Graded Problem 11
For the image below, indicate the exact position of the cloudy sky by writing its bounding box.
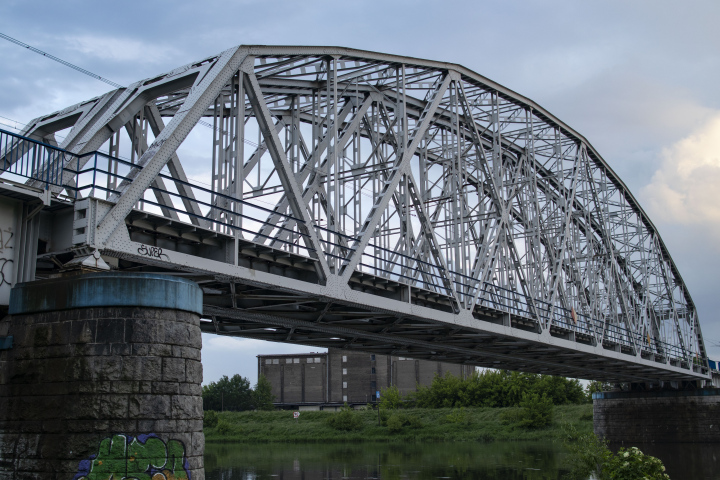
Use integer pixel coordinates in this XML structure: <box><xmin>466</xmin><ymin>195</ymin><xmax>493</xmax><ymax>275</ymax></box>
<box><xmin>2</xmin><ymin>0</ymin><xmax>719</xmax><ymax>384</ymax></box>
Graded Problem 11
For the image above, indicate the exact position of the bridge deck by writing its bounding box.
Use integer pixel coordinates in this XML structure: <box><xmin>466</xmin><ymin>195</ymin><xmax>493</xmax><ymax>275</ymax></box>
<box><xmin>80</xmin><ymin>199</ymin><xmax>711</xmax><ymax>382</ymax></box>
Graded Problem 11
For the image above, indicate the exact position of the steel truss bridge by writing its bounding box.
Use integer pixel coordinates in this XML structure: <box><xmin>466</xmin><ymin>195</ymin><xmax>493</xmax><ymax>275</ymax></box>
<box><xmin>0</xmin><ymin>45</ymin><xmax>709</xmax><ymax>384</ymax></box>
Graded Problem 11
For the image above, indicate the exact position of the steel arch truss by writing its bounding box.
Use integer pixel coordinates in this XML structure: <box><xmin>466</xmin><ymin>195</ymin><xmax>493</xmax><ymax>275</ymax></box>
<box><xmin>4</xmin><ymin>45</ymin><xmax>708</xmax><ymax>383</ymax></box>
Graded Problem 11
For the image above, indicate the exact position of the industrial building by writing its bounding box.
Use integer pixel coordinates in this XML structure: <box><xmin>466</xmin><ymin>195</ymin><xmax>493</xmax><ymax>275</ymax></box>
<box><xmin>257</xmin><ymin>348</ymin><xmax>474</xmax><ymax>409</ymax></box>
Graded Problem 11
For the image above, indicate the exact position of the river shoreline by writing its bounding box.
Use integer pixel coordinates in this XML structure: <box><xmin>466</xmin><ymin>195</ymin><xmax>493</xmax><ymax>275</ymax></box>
<box><xmin>203</xmin><ymin>404</ymin><xmax>593</xmax><ymax>443</ymax></box>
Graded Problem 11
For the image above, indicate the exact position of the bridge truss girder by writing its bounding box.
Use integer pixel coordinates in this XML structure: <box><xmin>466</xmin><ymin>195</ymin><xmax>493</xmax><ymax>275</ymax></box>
<box><xmin>1</xmin><ymin>45</ymin><xmax>707</xmax><ymax>383</ymax></box>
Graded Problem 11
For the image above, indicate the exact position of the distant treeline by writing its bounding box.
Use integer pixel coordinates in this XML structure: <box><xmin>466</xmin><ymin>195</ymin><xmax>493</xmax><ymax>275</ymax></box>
<box><xmin>381</xmin><ymin>370</ymin><xmax>605</xmax><ymax>409</ymax></box>
<box><xmin>202</xmin><ymin>374</ymin><xmax>274</xmax><ymax>411</ymax></box>
<box><xmin>203</xmin><ymin>369</ymin><xmax>607</xmax><ymax>412</ymax></box>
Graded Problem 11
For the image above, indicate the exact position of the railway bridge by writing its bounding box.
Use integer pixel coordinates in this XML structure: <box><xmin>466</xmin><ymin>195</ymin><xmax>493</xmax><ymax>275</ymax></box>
<box><xmin>0</xmin><ymin>46</ymin><xmax>713</xmax><ymax>479</ymax></box>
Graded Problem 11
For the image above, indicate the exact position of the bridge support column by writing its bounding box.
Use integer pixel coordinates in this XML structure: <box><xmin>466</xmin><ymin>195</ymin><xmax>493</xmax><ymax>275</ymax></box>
<box><xmin>0</xmin><ymin>272</ymin><xmax>204</xmax><ymax>480</ymax></box>
<box><xmin>594</xmin><ymin>388</ymin><xmax>720</xmax><ymax>443</ymax></box>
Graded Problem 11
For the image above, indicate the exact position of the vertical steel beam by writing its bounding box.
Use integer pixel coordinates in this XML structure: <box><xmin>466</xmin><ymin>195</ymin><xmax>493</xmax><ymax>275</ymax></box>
<box><xmin>242</xmin><ymin>63</ymin><xmax>331</xmax><ymax>281</ymax></box>
<box><xmin>340</xmin><ymin>72</ymin><xmax>454</xmax><ymax>283</ymax></box>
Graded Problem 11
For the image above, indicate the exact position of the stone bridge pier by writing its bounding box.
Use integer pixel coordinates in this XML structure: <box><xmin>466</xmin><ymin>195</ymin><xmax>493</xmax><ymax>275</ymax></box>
<box><xmin>594</xmin><ymin>388</ymin><xmax>720</xmax><ymax>443</ymax></box>
<box><xmin>0</xmin><ymin>272</ymin><xmax>205</xmax><ymax>480</ymax></box>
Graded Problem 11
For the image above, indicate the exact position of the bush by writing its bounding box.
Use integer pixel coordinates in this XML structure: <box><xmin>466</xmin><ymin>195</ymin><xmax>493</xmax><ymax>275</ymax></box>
<box><xmin>498</xmin><ymin>407</ymin><xmax>522</xmax><ymax>425</ymax></box>
<box><xmin>379</xmin><ymin>385</ymin><xmax>403</xmax><ymax>409</ymax></box>
<box><xmin>517</xmin><ymin>392</ymin><xmax>553</xmax><ymax>429</ymax></box>
<box><xmin>561</xmin><ymin>423</ymin><xmax>611</xmax><ymax>480</ymax></box>
<box><xmin>579</xmin><ymin>412</ymin><xmax>593</xmax><ymax>421</ymax></box>
<box><xmin>386</xmin><ymin>414</ymin><xmax>404</xmax><ymax>433</ymax></box>
<box><xmin>252</xmin><ymin>375</ymin><xmax>275</xmax><ymax>411</ymax></box>
<box><xmin>386</xmin><ymin>412</ymin><xmax>423</xmax><ymax>433</ymax></box>
<box><xmin>413</xmin><ymin>370</ymin><xmax>589</xmax><ymax>409</ymax></box>
<box><xmin>216</xmin><ymin>418</ymin><xmax>240</xmax><ymax>435</ymax></box>
<box><xmin>445</xmin><ymin>407</ymin><xmax>469</xmax><ymax>425</ymax></box>
<box><xmin>602</xmin><ymin>447</ymin><xmax>669</xmax><ymax>480</ymax></box>
<box><xmin>404</xmin><ymin>414</ymin><xmax>423</xmax><ymax>429</ymax></box>
<box><xmin>326</xmin><ymin>404</ymin><xmax>364</xmax><ymax>431</ymax></box>
<box><xmin>204</xmin><ymin>410</ymin><xmax>219</xmax><ymax>428</ymax></box>
<box><xmin>561</xmin><ymin>425</ymin><xmax>670</xmax><ymax>480</ymax></box>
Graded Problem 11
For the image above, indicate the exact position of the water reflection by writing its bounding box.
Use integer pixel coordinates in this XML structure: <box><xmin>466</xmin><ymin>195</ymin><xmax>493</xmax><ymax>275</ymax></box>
<box><xmin>204</xmin><ymin>442</ymin><xmax>574</xmax><ymax>480</ymax></box>
<box><xmin>205</xmin><ymin>441</ymin><xmax>718</xmax><ymax>480</ymax></box>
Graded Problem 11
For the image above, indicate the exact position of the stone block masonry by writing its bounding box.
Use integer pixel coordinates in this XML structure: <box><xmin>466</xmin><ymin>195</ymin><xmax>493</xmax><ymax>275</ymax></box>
<box><xmin>593</xmin><ymin>388</ymin><xmax>720</xmax><ymax>444</ymax></box>
<box><xmin>0</xmin><ymin>272</ymin><xmax>204</xmax><ymax>480</ymax></box>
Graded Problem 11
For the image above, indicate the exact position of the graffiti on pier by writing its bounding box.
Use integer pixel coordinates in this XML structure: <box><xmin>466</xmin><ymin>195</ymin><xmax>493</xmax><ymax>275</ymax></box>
<box><xmin>0</xmin><ymin>226</ymin><xmax>13</xmax><ymax>254</ymax></box>
<box><xmin>0</xmin><ymin>258</ymin><xmax>12</xmax><ymax>286</ymax></box>
<box><xmin>73</xmin><ymin>434</ymin><xmax>190</xmax><ymax>480</ymax></box>
<box><xmin>0</xmin><ymin>226</ymin><xmax>13</xmax><ymax>286</ymax></box>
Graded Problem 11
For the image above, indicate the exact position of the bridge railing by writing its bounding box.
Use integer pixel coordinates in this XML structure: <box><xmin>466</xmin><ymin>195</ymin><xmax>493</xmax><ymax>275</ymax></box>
<box><xmin>348</xmin><ymin>246</ymin><xmax>689</xmax><ymax>361</ymax></box>
<box><xmin>0</xmin><ymin>128</ymin><xmax>73</xmax><ymax>189</ymax></box>
<box><xmin>72</xmin><ymin>150</ymin><xmax>320</xmax><ymax>259</ymax></box>
<box><xmin>479</xmin><ymin>281</ymin><xmax>687</xmax><ymax>360</ymax></box>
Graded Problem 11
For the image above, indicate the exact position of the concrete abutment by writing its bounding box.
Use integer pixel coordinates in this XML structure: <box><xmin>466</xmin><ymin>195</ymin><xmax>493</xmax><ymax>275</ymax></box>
<box><xmin>0</xmin><ymin>272</ymin><xmax>204</xmax><ymax>479</ymax></box>
<box><xmin>594</xmin><ymin>388</ymin><xmax>720</xmax><ymax>444</ymax></box>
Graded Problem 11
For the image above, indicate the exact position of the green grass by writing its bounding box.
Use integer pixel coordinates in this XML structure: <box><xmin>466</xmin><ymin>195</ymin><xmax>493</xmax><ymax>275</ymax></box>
<box><xmin>204</xmin><ymin>404</ymin><xmax>593</xmax><ymax>443</ymax></box>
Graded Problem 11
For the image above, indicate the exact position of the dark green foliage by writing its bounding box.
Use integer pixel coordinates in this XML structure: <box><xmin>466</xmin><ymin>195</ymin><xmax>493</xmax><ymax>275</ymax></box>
<box><xmin>498</xmin><ymin>407</ymin><xmax>522</xmax><ymax>425</ymax></box>
<box><xmin>534</xmin><ymin>375</ymin><xmax>585</xmax><ymax>405</ymax></box>
<box><xmin>203</xmin><ymin>374</ymin><xmax>277</xmax><ymax>411</ymax></box>
<box><xmin>326</xmin><ymin>404</ymin><xmax>364</xmax><ymax>431</ymax></box>
<box><xmin>386</xmin><ymin>414</ymin><xmax>404</xmax><ymax>433</ymax></box>
<box><xmin>216</xmin><ymin>417</ymin><xmax>241</xmax><ymax>435</ymax></box>
<box><xmin>386</xmin><ymin>412</ymin><xmax>423</xmax><ymax>433</ymax></box>
<box><xmin>379</xmin><ymin>408</ymin><xmax>389</xmax><ymax>426</ymax></box>
<box><xmin>444</xmin><ymin>407</ymin><xmax>470</xmax><ymax>425</ymax></box>
<box><xmin>203</xmin><ymin>404</ymin><xmax>594</xmax><ymax>443</ymax></box>
<box><xmin>379</xmin><ymin>385</ymin><xmax>402</xmax><ymax>409</ymax></box>
<box><xmin>414</xmin><ymin>370</ymin><xmax>586</xmax><ymax>409</ymax></box>
<box><xmin>586</xmin><ymin>380</ymin><xmax>613</xmax><ymax>401</ymax></box>
<box><xmin>561</xmin><ymin>424</ymin><xmax>670</xmax><ymax>480</ymax></box>
<box><xmin>561</xmin><ymin>423</ymin><xmax>611</xmax><ymax>480</ymax></box>
<box><xmin>204</xmin><ymin>410</ymin><xmax>219</xmax><ymax>428</ymax></box>
<box><xmin>517</xmin><ymin>392</ymin><xmax>553</xmax><ymax>428</ymax></box>
<box><xmin>202</xmin><ymin>374</ymin><xmax>254</xmax><ymax>411</ymax></box>
<box><xmin>579</xmin><ymin>412</ymin><xmax>593</xmax><ymax>421</ymax></box>
<box><xmin>252</xmin><ymin>374</ymin><xmax>275</xmax><ymax>411</ymax></box>
<box><xmin>603</xmin><ymin>447</ymin><xmax>669</xmax><ymax>480</ymax></box>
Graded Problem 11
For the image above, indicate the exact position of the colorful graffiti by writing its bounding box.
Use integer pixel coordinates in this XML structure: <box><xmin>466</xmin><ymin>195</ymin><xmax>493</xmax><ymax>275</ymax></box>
<box><xmin>73</xmin><ymin>434</ymin><xmax>191</xmax><ymax>480</ymax></box>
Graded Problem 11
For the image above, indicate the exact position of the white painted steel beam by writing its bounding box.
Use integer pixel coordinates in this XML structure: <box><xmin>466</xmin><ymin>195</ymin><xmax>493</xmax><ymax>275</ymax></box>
<box><xmin>2</xmin><ymin>46</ymin><xmax>707</xmax><ymax>383</ymax></box>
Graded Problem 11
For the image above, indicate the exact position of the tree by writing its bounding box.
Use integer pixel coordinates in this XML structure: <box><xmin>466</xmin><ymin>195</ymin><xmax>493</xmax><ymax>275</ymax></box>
<box><xmin>252</xmin><ymin>374</ymin><xmax>275</xmax><ymax>410</ymax></box>
<box><xmin>517</xmin><ymin>392</ymin><xmax>553</xmax><ymax>429</ymax></box>
<box><xmin>379</xmin><ymin>385</ymin><xmax>403</xmax><ymax>409</ymax></box>
<box><xmin>326</xmin><ymin>403</ymin><xmax>364</xmax><ymax>431</ymax></box>
<box><xmin>534</xmin><ymin>375</ymin><xmax>585</xmax><ymax>405</ymax></box>
<box><xmin>413</xmin><ymin>370</ymin><xmax>589</xmax><ymax>409</ymax></box>
<box><xmin>586</xmin><ymin>380</ymin><xmax>612</xmax><ymax>402</ymax></box>
<box><xmin>202</xmin><ymin>374</ymin><xmax>254</xmax><ymax>411</ymax></box>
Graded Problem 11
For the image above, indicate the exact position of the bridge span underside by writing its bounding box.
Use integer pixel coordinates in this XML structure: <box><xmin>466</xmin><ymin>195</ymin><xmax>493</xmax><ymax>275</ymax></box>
<box><xmin>0</xmin><ymin>45</ymin><xmax>708</xmax><ymax>384</ymax></box>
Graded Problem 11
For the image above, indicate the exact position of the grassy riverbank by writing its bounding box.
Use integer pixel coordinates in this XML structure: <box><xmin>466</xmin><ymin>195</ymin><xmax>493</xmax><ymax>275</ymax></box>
<box><xmin>204</xmin><ymin>404</ymin><xmax>593</xmax><ymax>443</ymax></box>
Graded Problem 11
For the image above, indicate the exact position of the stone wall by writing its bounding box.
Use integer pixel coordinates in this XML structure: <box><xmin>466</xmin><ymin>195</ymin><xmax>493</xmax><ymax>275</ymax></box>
<box><xmin>594</xmin><ymin>389</ymin><xmax>720</xmax><ymax>443</ymax></box>
<box><xmin>0</xmin><ymin>273</ymin><xmax>204</xmax><ymax>480</ymax></box>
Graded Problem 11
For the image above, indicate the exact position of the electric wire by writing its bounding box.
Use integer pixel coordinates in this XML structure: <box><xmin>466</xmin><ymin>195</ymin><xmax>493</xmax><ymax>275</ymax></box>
<box><xmin>0</xmin><ymin>33</ymin><xmax>260</xmax><ymax>147</ymax></box>
<box><xmin>0</xmin><ymin>32</ymin><xmax>123</xmax><ymax>89</ymax></box>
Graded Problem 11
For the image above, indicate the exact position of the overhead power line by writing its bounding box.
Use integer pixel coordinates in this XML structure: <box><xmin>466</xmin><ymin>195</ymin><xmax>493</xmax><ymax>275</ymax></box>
<box><xmin>0</xmin><ymin>32</ymin><xmax>123</xmax><ymax>89</ymax></box>
<box><xmin>0</xmin><ymin>33</ymin><xmax>259</xmax><ymax>148</ymax></box>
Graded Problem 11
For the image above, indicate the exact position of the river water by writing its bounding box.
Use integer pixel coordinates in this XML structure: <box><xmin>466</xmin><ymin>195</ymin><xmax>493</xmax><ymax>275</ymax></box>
<box><xmin>204</xmin><ymin>441</ymin><xmax>718</xmax><ymax>480</ymax></box>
